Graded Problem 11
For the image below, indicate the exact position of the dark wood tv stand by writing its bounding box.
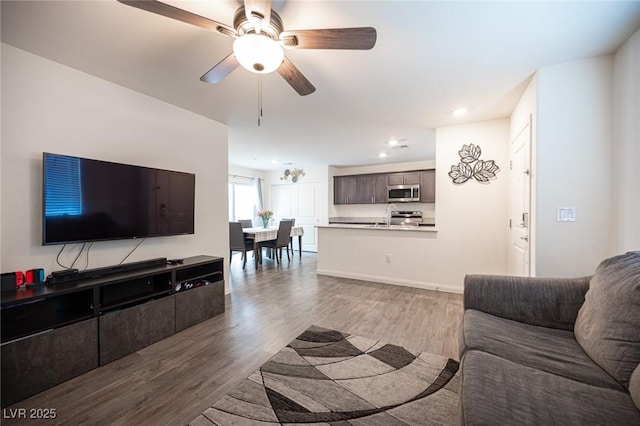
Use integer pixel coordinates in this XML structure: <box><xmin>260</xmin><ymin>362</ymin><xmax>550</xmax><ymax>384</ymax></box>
<box><xmin>0</xmin><ymin>255</ymin><xmax>224</xmax><ymax>408</ymax></box>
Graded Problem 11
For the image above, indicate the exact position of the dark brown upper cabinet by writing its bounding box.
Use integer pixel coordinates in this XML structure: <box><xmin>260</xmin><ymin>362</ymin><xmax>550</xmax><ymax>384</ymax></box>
<box><xmin>388</xmin><ymin>171</ymin><xmax>421</xmax><ymax>185</ymax></box>
<box><xmin>420</xmin><ymin>170</ymin><xmax>436</xmax><ymax>203</ymax></box>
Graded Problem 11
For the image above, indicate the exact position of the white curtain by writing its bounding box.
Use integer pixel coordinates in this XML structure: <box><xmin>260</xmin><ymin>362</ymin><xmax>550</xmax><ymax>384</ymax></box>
<box><xmin>253</xmin><ymin>177</ymin><xmax>263</xmax><ymax>226</ymax></box>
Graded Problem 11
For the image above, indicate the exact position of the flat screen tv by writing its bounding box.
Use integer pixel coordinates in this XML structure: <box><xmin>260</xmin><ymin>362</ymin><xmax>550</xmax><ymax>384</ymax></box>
<box><xmin>42</xmin><ymin>152</ymin><xmax>195</xmax><ymax>245</ymax></box>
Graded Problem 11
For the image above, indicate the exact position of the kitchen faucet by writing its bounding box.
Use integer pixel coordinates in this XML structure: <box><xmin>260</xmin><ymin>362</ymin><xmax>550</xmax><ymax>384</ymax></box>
<box><xmin>385</xmin><ymin>204</ymin><xmax>398</xmax><ymax>227</ymax></box>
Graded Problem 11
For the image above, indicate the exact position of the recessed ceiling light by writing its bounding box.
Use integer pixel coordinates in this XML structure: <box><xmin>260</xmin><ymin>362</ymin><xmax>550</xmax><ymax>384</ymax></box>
<box><xmin>452</xmin><ymin>107</ymin><xmax>468</xmax><ymax>116</ymax></box>
<box><xmin>271</xmin><ymin>159</ymin><xmax>278</xmax><ymax>164</ymax></box>
<box><xmin>378</xmin><ymin>152</ymin><xmax>388</xmax><ymax>158</ymax></box>
<box><xmin>388</xmin><ymin>139</ymin><xmax>399</xmax><ymax>146</ymax></box>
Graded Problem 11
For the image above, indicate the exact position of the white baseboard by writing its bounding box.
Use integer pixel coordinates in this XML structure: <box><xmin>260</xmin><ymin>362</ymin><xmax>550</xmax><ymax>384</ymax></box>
<box><xmin>316</xmin><ymin>269</ymin><xmax>463</xmax><ymax>294</ymax></box>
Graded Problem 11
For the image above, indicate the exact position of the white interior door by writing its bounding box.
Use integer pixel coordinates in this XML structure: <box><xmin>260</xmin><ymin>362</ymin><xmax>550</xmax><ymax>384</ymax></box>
<box><xmin>270</xmin><ymin>182</ymin><xmax>321</xmax><ymax>252</ymax></box>
<box><xmin>509</xmin><ymin>117</ymin><xmax>532</xmax><ymax>276</ymax></box>
<box><xmin>296</xmin><ymin>183</ymin><xmax>320</xmax><ymax>252</ymax></box>
<box><xmin>271</xmin><ymin>185</ymin><xmax>293</xmax><ymax>219</ymax></box>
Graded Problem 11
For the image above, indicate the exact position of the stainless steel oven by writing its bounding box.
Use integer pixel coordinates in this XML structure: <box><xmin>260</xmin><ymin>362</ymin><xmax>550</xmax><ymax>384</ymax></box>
<box><xmin>391</xmin><ymin>210</ymin><xmax>423</xmax><ymax>226</ymax></box>
<box><xmin>387</xmin><ymin>184</ymin><xmax>420</xmax><ymax>202</ymax></box>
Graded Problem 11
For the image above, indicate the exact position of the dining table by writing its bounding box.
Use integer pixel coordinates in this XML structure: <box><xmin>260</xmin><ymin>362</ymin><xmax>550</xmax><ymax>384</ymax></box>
<box><xmin>243</xmin><ymin>226</ymin><xmax>304</xmax><ymax>266</ymax></box>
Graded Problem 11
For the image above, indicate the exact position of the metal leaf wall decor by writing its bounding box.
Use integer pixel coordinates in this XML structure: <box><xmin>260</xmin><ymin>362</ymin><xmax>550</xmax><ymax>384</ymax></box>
<box><xmin>449</xmin><ymin>144</ymin><xmax>500</xmax><ymax>184</ymax></box>
<box><xmin>280</xmin><ymin>168</ymin><xmax>305</xmax><ymax>183</ymax></box>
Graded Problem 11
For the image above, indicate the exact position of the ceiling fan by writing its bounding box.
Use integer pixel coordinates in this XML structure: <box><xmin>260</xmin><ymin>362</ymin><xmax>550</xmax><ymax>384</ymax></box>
<box><xmin>117</xmin><ymin>0</ymin><xmax>377</xmax><ymax>96</ymax></box>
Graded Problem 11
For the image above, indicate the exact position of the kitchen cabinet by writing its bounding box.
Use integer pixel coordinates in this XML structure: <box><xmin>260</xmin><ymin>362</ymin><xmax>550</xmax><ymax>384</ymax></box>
<box><xmin>334</xmin><ymin>169</ymin><xmax>435</xmax><ymax>205</ymax></box>
<box><xmin>420</xmin><ymin>169</ymin><xmax>436</xmax><ymax>203</ymax></box>
<box><xmin>360</xmin><ymin>173</ymin><xmax>388</xmax><ymax>204</ymax></box>
<box><xmin>334</xmin><ymin>175</ymin><xmax>361</xmax><ymax>204</ymax></box>
<box><xmin>388</xmin><ymin>171</ymin><xmax>421</xmax><ymax>185</ymax></box>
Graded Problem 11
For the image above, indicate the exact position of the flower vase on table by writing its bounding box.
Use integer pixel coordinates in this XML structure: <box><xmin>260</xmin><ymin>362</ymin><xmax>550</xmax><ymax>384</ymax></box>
<box><xmin>257</xmin><ymin>210</ymin><xmax>273</xmax><ymax>228</ymax></box>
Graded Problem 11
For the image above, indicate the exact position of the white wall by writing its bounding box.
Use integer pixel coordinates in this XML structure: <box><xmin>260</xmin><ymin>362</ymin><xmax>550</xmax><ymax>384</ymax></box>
<box><xmin>1</xmin><ymin>45</ymin><xmax>231</xmax><ymax>291</ymax></box>
<box><xmin>318</xmin><ymin>119</ymin><xmax>510</xmax><ymax>292</ymax></box>
<box><xmin>612</xmin><ymin>28</ymin><xmax>640</xmax><ymax>254</ymax></box>
<box><xmin>536</xmin><ymin>56</ymin><xmax>614</xmax><ymax>277</ymax></box>
<box><xmin>434</xmin><ymin>119</ymin><xmax>510</xmax><ymax>285</ymax></box>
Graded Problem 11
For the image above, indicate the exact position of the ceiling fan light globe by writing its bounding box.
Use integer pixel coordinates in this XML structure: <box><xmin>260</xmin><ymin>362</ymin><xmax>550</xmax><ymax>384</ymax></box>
<box><xmin>233</xmin><ymin>34</ymin><xmax>284</xmax><ymax>74</ymax></box>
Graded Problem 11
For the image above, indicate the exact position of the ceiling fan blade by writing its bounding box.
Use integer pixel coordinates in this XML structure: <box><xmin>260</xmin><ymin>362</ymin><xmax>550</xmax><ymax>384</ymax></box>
<box><xmin>244</xmin><ymin>0</ymin><xmax>271</xmax><ymax>33</ymax></box>
<box><xmin>280</xmin><ymin>28</ymin><xmax>377</xmax><ymax>50</ymax></box>
<box><xmin>200</xmin><ymin>53</ymin><xmax>240</xmax><ymax>83</ymax></box>
<box><xmin>117</xmin><ymin>0</ymin><xmax>236</xmax><ymax>37</ymax></box>
<box><xmin>277</xmin><ymin>57</ymin><xmax>315</xmax><ymax>96</ymax></box>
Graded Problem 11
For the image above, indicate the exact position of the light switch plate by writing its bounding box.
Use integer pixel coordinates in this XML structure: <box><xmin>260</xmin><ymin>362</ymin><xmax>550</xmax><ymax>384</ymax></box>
<box><xmin>556</xmin><ymin>207</ymin><xmax>576</xmax><ymax>222</ymax></box>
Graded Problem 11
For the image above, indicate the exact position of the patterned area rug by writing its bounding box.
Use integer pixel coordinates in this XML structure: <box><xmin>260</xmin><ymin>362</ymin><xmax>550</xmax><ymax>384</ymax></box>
<box><xmin>190</xmin><ymin>325</ymin><xmax>460</xmax><ymax>425</ymax></box>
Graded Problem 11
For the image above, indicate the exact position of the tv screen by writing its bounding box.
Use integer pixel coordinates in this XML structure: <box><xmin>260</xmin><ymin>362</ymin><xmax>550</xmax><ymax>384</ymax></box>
<box><xmin>42</xmin><ymin>153</ymin><xmax>195</xmax><ymax>245</ymax></box>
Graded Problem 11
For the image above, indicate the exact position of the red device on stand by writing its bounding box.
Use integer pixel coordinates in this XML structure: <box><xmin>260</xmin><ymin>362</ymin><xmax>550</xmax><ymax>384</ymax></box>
<box><xmin>25</xmin><ymin>268</ymin><xmax>46</xmax><ymax>287</ymax></box>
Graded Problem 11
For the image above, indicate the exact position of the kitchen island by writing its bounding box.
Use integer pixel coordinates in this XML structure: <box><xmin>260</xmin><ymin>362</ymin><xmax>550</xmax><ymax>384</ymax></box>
<box><xmin>316</xmin><ymin>223</ymin><xmax>467</xmax><ymax>294</ymax></box>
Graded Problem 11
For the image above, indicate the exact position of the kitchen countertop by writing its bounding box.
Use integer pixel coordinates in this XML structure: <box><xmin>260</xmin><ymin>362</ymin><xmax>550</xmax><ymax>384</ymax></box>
<box><xmin>329</xmin><ymin>216</ymin><xmax>385</xmax><ymax>224</ymax></box>
<box><xmin>329</xmin><ymin>216</ymin><xmax>436</xmax><ymax>226</ymax></box>
<box><xmin>317</xmin><ymin>223</ymin><xmax>438</xmax><ymax>232</ymax></box>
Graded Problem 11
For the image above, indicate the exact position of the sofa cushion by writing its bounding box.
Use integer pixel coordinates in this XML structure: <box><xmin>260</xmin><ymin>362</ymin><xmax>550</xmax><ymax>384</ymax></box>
<box><xmin>631</xmin><ymin>364</ymin><xmax>640</xmax><ymax>410</ymax></box>
<box><xmin>460</xmin><ymin>309</ymin><xmax>624</xmax><ymax>391</ymax></box>
<box><xmin>460</xmin><ymin>350</ymin><xmax>640</xmax><ymax>425</ymax></box>
<box><xmin>463</xmin><ymin>274</ymin><xmax>590</xmax><ymax>331</ymax></box>
<box><xmin>574</xmin><ymin>251</ymin><xmax>640</xmax><ymax>388</ymax></box>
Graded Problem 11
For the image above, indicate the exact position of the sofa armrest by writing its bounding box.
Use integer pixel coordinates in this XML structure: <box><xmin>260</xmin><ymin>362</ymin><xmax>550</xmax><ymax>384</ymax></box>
<box><xmin>463</xmin><ymin>274</ymin><xmax>591</xmax><ymax>330</ymax></box>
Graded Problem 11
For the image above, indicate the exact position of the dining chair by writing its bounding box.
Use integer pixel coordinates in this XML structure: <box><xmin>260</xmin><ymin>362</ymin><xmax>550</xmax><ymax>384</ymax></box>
<box><xmin>229</xmin><ymin>222</ymin><xmax>255</xmax><ymax>270</ymax></box>
<box><xmin>237</xmin><ymin>219</ymin><xmax>256</xmax><ymax>254</ymax></box>
<box><xmin>281</xmin><ymin>218</ymin><xmax>296</xmax><ymax>257</ymax></box>
<box><xmin>238</xmin><ymin>219</ymin><xmax>253</xmax><ymax>228</ymax></box>
<box><xmin>259</xmin><ymin>220</ymin><xmax>294</xmax><ymax>266</ymax></box>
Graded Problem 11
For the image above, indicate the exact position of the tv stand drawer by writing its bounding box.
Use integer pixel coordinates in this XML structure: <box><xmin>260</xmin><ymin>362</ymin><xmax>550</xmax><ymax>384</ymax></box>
<box><xmin>99</xmin><ymin>296</ymin><xmax>175</xmax><ymax>365</ymax></box>
<box><xmin>1</xmin><ymin>318</ymin><xmax>98</xmax><ymax>407</ymax></box>
<box><xmin>175</xmin><ymin>280</ymin><xmax>224</xmax><ymax>332</ymax></box>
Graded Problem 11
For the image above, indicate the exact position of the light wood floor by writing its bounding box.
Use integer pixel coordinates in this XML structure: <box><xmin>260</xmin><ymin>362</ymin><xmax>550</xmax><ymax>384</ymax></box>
<box><xmin>5</xmin><ymin>252</ymin><xmax>463</xmax><ymax>425</ymax></box>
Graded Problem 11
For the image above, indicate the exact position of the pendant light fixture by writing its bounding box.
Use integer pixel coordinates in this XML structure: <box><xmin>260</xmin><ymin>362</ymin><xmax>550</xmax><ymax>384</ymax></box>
<box><xmin>233</xmin><ymin>33</ymin><xmax>284</xmax><ymax>74</ymax></box>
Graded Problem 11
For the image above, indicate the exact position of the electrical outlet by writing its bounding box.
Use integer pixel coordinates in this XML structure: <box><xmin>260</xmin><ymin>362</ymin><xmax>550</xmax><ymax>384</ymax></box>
<box><xmin>385</xmin><ymin>254</ymin><xmax>392</xmax><ymax>263</ymax></box>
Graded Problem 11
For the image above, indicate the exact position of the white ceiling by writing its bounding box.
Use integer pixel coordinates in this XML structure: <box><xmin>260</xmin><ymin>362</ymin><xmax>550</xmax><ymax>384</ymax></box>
<box><xmin>3</xmin><ymin>1</ymin><xmax>640</xmax><ymax>171</ymax></box>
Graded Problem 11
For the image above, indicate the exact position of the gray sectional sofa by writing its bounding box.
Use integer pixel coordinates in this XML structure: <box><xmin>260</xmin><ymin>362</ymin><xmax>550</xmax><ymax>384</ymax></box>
<box><xmin>459</xmin><ymin>251</ymin><xmax>640</xmax><ymax>425</ymax></box>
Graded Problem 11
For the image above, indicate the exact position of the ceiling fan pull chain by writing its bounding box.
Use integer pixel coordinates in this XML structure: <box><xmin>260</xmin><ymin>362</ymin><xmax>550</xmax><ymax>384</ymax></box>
<box><xmin>257</xmin><ymin>74</ymin><xmax>264</xmax><ymax>126</ymax></box>
<box><xmin>257</xmin><ymin>75</ymin><xmax>260</xmax><ymax>126</ymax></box>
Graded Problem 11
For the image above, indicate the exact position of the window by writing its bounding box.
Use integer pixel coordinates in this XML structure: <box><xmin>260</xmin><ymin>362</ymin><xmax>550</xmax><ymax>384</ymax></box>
<box><xmin>228</xmin><ymin>178</ymin><xmax>258</xmax><ymax>222</ymax></box>
<box><xmin>44</xmin><ymin>155</ymin><xmax>83</xmax><ymax>217</ymax></box>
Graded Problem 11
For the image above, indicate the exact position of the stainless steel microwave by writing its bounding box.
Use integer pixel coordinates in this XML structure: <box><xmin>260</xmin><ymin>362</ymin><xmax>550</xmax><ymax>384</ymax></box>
<box><xmin>387</xmin><ymin>184</ymin><xmax>420</xmax><ymax>202</ymax></box>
